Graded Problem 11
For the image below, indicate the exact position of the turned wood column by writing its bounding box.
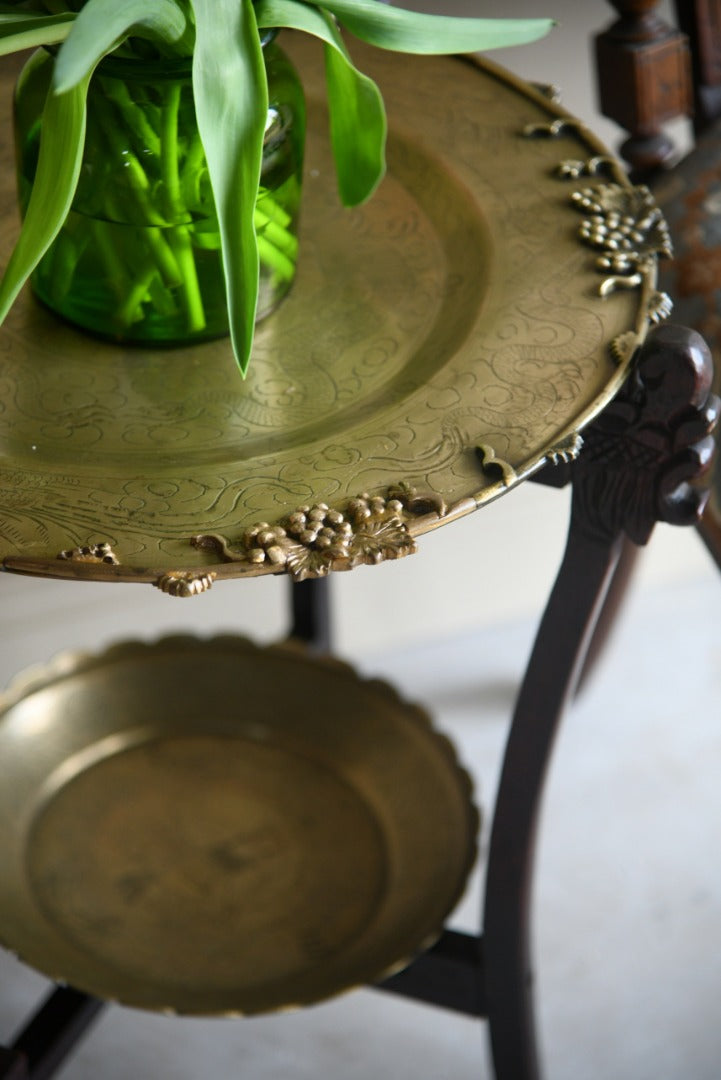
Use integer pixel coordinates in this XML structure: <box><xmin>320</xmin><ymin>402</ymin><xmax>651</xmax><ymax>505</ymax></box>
<box><xmin>675</xmin><ymin>0</ymin><xmax>721</xmax><ymax>131</ymax></box>
<box><xmin>595</xmin><ymin>1</ymin><xmax>693</xmax><ymax>175</ymax></box>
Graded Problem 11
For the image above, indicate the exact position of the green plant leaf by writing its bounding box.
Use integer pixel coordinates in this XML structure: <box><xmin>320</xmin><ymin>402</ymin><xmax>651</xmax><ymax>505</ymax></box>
<box><xmin>255</xmin><ymin>0</ymin><xmax>386</xmax><ymax>206</ymax></box>
<box><xmin>0</xmin><ymin>74</ymin><xmax>91</xmax><ymax>324</ymax></box>
<box><xmin>314</xmin><ymin>0</ymin><xmax>554</xmax><ymax>54</ymax></box>
<box><xmin>52</xmin><ymin>0</ymin><xmax>187</xmax><ymax>93</ymax></box>
<box><xmin>191</xmin><ymin>0</ymin><xmax>268</xmax><ymax>376</ymax></box>
<box><xmin>0</xmin><ymin>12</ymin><xmax>74</xmax><ymax>55</ymax></box>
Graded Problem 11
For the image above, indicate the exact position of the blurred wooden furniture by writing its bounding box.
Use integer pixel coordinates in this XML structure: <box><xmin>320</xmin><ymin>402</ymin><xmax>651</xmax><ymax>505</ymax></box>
<box><xmin>595</xmin><ymin>0</ymin><xmax>721</xmax><ymax>567</ymax></box>
<box><xmin>595</xmin><ymin>0</ymin><xmax>692</xmax><ymax>174</ymax></box>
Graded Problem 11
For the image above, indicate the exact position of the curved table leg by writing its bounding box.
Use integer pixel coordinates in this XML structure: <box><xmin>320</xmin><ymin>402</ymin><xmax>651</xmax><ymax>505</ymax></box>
<box><xmin>483</xmin><ymin>324</ymin><xmax>718</xmax><ymax>1080</ymax></box>
<box><xmin>483</xmin><ymin>527</ymin><xmax>624</xmax><ymax>1077</ymax></box>
<box><xmin>575</xmin><ymin>535</ymin><xmax>641</xmax><ymax>695</ymax></box>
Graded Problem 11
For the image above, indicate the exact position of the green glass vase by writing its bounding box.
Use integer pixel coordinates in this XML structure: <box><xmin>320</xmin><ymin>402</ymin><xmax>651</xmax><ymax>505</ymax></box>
<box><xmin>13</xmin><ymin>38</ymin><xmax>305</xmax><ymax>346</ymax></box>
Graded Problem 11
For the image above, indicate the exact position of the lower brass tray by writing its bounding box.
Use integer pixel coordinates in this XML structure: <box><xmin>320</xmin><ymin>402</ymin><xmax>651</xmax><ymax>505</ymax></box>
<box><xmin>0</xmin><ymin>635</ymin><xmax>477</xmax><ymax>1015</ymax></box>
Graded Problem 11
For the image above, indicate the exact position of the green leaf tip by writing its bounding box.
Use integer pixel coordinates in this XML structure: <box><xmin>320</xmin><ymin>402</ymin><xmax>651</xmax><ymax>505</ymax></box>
<box><xmin>52</xmin><ymin>0</ymin><xmax>188</xmax><ymax>95</ymax></box>
<box><xmin>0</xmin><ymin>13</ymin><xmax>75</xmax><ymax>58</ymax></box>
<box><xmin>191</xmin><ymin>0</ymin><xmax>268</xmax><ymax>377</ymax></box>
<box><xmin>255</xmin><ymin>0</ymin><xmax>386</xmax><ymax>208</ymax></box>
<box><xmin>0</xmin><ymin>74</ymin><xmax>92</xmax><ymax>328</ymax></box>
<box><xmin>316</xmin><ymin>2</ymin><xmax>554</xmax><ymax>56</ymax></box>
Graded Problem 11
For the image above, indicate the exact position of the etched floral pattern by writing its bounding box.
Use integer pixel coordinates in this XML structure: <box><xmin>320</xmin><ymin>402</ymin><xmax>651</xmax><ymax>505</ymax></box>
<box><xmin>0</xmin><ymin>42</ymin><xmax>662</xmax><ymax>583</ymax></box>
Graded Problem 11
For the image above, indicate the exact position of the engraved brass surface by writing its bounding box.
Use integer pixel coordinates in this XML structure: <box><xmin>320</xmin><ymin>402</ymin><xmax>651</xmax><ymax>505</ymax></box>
<box><xmin>0</xmin><ymin>38</ymin><xmax>665</xmax><ymax>584</ymax></box>
<box><xmin>0</xmin><ymin>635</ymin><xmax>477</xmax><ymax>1014</ymax></box>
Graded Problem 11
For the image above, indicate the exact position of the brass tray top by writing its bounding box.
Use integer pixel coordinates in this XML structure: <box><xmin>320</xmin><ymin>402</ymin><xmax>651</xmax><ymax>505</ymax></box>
<box><xmin>0</xmin><ymin>634</ymin><xmax>478</xmax><ymax>1015</ymax></box>
<box><xmin>0</xmin><ymin>36</ymin><xmax>670</xmax><ymax>590</ymax></box>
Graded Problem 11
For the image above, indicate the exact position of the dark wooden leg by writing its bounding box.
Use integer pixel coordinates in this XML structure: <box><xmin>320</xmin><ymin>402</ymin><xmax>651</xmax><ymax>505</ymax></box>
<box><xmin>1</xmin><ymin>987</ymin><xmax>103</xmax><ymax>1080</ymax></box>
<box><xmin>376</xmin><ymin>929</ymin><xmax>485</xmax><ymax>1016</ymax></box>
<box><xmin>575</xmin><ymin>535</ymin><xmax>641</xmax><ymax>694</ymax></box>
<box><xmin>484</xmin><ymin>324</ymin><xmax>718</xmax><ymax>1080</ymax></box>
<box><xmin>699</xmin><ymin>500</ymin><xmax>721</xmax><ymax>570</ymax></box>
<box><xmin>289</xmin><ymin>576</ymin><xmax>332</xmax><ymax>651</ymax></box>
<box><xmin>0</xmin><ymin>1049</ymin><xmax>27</xmax><ymax>1080</ymax></box>
<box><xmin>484</xmin><ymin>527</ymin><xmax>624</xmax><ymax>1078</ymax></box>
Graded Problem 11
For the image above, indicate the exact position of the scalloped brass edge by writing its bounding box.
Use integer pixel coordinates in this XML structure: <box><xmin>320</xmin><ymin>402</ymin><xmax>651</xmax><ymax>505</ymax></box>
<box><xmin>0</xmin><ymin>632</ymin><xmax>480</xmax><ymax>1016</ymax></box>
<box><xmin>154</xmin><ymin>571</ymin><xmax>216</xmax><ymax>597</ymax></box>
<box><xmin>475</xmin><ymin>444</ymin><xmax>518</xmax><ymax>487</ymax></box>
<box><xmin>545</xmin><ymin>432</ymin><xmax>584</xmax><ymax>466</ymax></box>
<box><xmin>610</xmin><ymin>330</ymin><xmax>640</xmax><ymax>367</ymax></box>
<box><xmin>0</xmin><ymin>634</ymin><xmax>213</xmax><ymax>711</ymax></box>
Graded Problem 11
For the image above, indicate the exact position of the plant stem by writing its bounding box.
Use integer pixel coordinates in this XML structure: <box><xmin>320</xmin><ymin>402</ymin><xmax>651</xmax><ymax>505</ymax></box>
<box><xmin>257</xmin><ymin>234</ymin><xmax>295</xmax><ymax>282</ymax></box>
<box><xmin>257</xmin><ymin>192</ymin><xmax>292</xmax><ymax>228</ymax></box>
<box><xmin>181</xmin><ymin>131</ymin><xmax>207</xmax><ymax>209</ymax></box>
<box><xmin>99</xmin><ymin>77</ymin><xmax>162</xmax><ymax>157</ymax></box>
<box><xmin>159</xmin><ymin>77</ymin><xmax>206</xmax><ymax>331</ymax></box>
<box><xmin>94</xmin><ymin>104</ymin><xmax>166</xmax><ymax>226</ymax></box>
<box><xmin>144</xmin><ymin>226</ymin><xmax>182</xmax><ymax>286</ymax></box>
<box><xmin>255</xmin><ymin>204</ymin><xmax>298</xmax><ymax>259</ymax></box>
<box><xmin>148</xmin><ymin>275</ymin><xmax>178</xmax><ymax>316</ymax></box>
<box><xmin>46</xmin><ymin>229</ymin><xmax>85</xmax><ymax>307</ymax></box>
<box><xmin>117</xmin><ymin>260</ymin><xmax>160</xmax><ymax>326</ymax></box>
<box><xmin>29</xmin><ymin>46</ymin><xmax>299</xmax><ymax>346</ymax></box>
<box><xmin>169</xmin><ymin>225</ymin><xmax>206</xmax><ymax>331</ymax></box>
<box><xmin>89</xmin><ymin>218</ymin><xmax>133</xmax><ymax>303</ymax></box>
<box><xmin>161</xmin><ymin>80</ymin><xmax>183</xmax><ymax>220</ymax></box>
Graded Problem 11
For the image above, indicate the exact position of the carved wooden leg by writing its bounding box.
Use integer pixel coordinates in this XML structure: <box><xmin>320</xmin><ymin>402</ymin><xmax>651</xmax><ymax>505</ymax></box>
<box><xmin>595</xmin><ymin>2</ymin><xmax>693</xmax><ymax>175</ymax></box>
<box><xmin>483</xmin><ymin>324</ymin><xmax>718</xmax><ymax>1080</ymax></box>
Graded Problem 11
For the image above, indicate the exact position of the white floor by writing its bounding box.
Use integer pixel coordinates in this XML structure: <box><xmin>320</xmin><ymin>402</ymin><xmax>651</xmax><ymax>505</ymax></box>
<box><xmin>0</xmin><ymin>531</ymin><xmax>719</xmax><ymax>1080</ymax></box>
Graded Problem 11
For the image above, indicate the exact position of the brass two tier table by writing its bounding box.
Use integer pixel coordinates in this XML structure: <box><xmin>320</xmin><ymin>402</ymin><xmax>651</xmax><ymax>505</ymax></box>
<box><xmin>0</xmin><ymin>35</ymin><xmax>715</xmax><ymax>1080</ymax></box>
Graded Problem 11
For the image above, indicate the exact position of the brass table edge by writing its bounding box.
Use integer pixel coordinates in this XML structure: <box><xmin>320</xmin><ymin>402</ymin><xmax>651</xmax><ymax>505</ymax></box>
<box><xmin>0</xmin><ymin>53</ymin><xmax>671</xmax><ymax>589</ymax></box>
<box><xmin>0</xmin><ymin>430</ymin><xmax>601</xmax><ymax>589</ymax></box>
